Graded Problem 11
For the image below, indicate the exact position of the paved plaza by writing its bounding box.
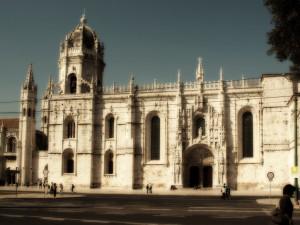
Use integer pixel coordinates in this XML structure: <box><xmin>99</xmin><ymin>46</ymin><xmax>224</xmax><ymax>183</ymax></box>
<box><xmin>0</xmin><ymin>187</ymin><xmax>299</xmax><ymax>225</ymax></box>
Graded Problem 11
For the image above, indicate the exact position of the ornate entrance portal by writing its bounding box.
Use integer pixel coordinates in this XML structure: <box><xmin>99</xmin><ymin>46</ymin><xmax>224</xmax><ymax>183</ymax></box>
<box><xmin>183</xmin><ymin>145</ymin><xmax>214</xmax><ymax>188</ymax></box>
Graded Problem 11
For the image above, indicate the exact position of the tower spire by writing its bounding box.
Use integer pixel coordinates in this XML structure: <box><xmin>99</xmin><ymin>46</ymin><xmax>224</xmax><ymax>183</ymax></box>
<box><xmin>196</xmin><ymin>57</ymin><xmax>204</xmax><ymax>82</ymax></box>
<box><xmin>26</xmin><ymin>64</ymin><xmax>34</xmax><ymax>83</ymax></box>
<box><xmin>24</xmin><ymin>64</ymin><xmax>35</xmax><ymax>89</ymax></box>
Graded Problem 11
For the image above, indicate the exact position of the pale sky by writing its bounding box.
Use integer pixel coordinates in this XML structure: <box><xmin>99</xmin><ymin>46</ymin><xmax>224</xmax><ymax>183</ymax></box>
<box><xmin>0</xmin><ymin>0</ymin><xmax>289</xmax><ymax>118</ymax></box>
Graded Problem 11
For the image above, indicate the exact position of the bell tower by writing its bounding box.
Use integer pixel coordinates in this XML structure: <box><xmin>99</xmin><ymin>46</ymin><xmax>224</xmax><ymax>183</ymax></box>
<box><xmin>58</xmin><ymin>14</ymin><xmax>105</xmax><ymax>95</ymax></box>
<box><xmin>18</xmin><ymin>64</ymin><xmax>37</xmax><ymax>185</ymax></box>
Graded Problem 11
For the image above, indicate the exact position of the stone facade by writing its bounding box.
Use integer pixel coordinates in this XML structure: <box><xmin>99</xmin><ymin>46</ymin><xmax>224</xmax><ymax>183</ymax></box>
<box><xmin>2</xmin><ymin>15</ymin><xmax>300</xmax><ymax>190</ymax></box>
<box><xmin>0</xmin><ymin>118</ymin><xmax>19</xmax><ymax>185</ymax></box>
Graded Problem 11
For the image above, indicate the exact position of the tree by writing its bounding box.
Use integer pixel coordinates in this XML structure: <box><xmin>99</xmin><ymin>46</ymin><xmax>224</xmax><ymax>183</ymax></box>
<box><xmin>264</xmin><ymin>0</ymin><xmax>300</xmax><ymax>75</ymax></box>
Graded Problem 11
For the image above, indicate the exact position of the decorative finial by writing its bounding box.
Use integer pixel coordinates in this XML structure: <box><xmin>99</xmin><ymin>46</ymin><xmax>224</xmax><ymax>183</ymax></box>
<box><xmin>129</xmin><ymin>73</ymin><xmax>134</xmax><ymax>86</ymax></box>
<box><xmin>196</xmin><ymin>57</ymin><xmax>204</xmax><ymax>82</ymax></box>
<box><xmin>80</xmin><ymin>9</ymin><xmax>87</xmax><ymax>25</ymax></box>
<box><xmin>129</xmin><ymin>73</ymin><xmax>135</xmax><ymax>92</ymax></box>
<box><xmin>219</xmin><ymin>67</ymin><xmax>223</xmax><ymax>81</ymax></box>
<box><xmin>130</xmin><ymin>73</ymin><xmax>134</xmax><ymax>82</ymax></box>
<box><xmin>177</xmin><ymin>69</ymin><xmax>181</xmax><ymax>83</ymax></box>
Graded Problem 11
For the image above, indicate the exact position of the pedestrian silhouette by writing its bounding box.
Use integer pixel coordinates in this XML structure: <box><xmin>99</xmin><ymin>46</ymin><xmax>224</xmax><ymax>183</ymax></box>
<box><xmin>53</xmin><ymin>183</ymin><xmax>57</xmax><ymax>198</ymax></box>
<box><xmin>272</xmin><ymin>184</ymin><xmax>295</xmax><ymax>225</ymax></box>
<box><xmin>59</xmin><ymin>183</ymin><xmax>63</xmax><ymax>193</ymax></box>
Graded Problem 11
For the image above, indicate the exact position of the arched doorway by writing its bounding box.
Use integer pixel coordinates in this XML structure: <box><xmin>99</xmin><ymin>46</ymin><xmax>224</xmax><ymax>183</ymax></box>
<box><xmin>183</xmin><ymin>145</ymin><xmax>214</xmax><ymax>188</ymax></box>
<box><xmin>203</xmin><ymin>166</ymin><xmax>213</xmax><ymax>187</ymax></box>
<box><xmin>189</xmin><ymin>166</ymin><xmax>200</xmax><ymax>187</ymax></box>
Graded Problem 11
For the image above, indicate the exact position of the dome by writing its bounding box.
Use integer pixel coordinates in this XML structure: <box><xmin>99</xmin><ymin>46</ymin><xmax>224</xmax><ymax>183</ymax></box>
<box><xmin>67</xmin><ymin>14</ymin><xmax>98</xmax><ymax>50</ymax></box>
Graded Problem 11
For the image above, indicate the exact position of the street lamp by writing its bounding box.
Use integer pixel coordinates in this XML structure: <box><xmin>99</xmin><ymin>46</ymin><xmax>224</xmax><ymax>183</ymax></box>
<box><xmin>43</xmin><ymin>166</ymin><xmax>49</xmax><ymax>198</ymax></box>
<box><xmin>15</xmin><ymin>167</ymin><xmax>19</xmax><ymax>196</ymax></box>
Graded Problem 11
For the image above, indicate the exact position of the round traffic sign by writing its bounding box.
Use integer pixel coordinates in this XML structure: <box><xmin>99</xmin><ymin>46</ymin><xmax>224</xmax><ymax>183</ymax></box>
<box><xmin>267</xmin><ymin>171</ymin><xmax>274</xmax><ymax>181</ymax></box>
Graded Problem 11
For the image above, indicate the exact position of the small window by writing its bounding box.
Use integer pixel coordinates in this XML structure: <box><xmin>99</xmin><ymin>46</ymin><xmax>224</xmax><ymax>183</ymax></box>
<box><xmin>23</xmin><ymin>108</ymin><xmax>26</xmax><ymax>117</ymax></box>
<box><xmin>108</xmin><ymin>117</ymin><xmax>114</xmax><ymax>138</ymax></box>
<box><xmin>7</xmin><ymin>137</ymin><xmax>16</xmax><ymax>153</ymax></box>
<box><xmin>242</xmin><ymin>112</ymin><xmax>253</xmax><ymax>158</ymax></box>
<box><xmin>105</xmin><ymin>150</ymin><xmax>114</xmax><ymax>174</ymax></box>
<box><xmin>43</xmin><ymin>116</ymin><xmax>47</xmax><ymax>124</ymax></box>
<box><xmin>65</xmin><ymin>117</ymin><xmax>75</xmax><ymax>138</ymax></box>
<box><xmin>150</xmin><ymin>116</ymin><xmax>160</xmax><ymax>160</ymax></box>
<box><xmin>27</xmin><ymin>108</ymin><xmax>31</xmax><ymax>117</ymax></box>
<box><xmin>63</xmin><ymin>149</ymin><xmax>74</xmax><ymax>173</ymax></box>
<box><xmin>69</xmin><ymin>74</ymin><xmax>77</xmax><ymax>94</ymax></box>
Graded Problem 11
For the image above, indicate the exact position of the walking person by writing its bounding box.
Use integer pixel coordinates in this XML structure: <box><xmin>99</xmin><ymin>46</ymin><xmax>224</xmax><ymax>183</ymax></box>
<box><xmin>53</xmin><ymin>183</ymin><xmax>57</xmax><ymax>198</ymax></box>
<box><xmin>221</xmin><ymin>183</ymin><xmax>227</xmax><ymax>199</ymax></box>
<box><xmin>146</xmin><ymin>184</ymin><xmax>149</xmax><ymax>194</ymax></box>
<box><xmin>71</xmin><ymin>184</ymin><xmax>75</xmax><ymax>193</ymax></box>
<box><xmin>59</xmin><ymin>183</ymin><xmax>63</xmax><ymax>193</ymax></box>
<box><xmin>226</xmin><ymin>185</ymin><xmax>231</xmax><ymax>199</ymax></box>
<box><xmin>50</xmin><ymin>182</ymin><xmax>54</xmax><ymax>194</ymax></box>
<box><xmin>149</xmin><ymin>184</ymin><xmax>153</xmax><ymax>194</ymax></box>
<box><xmin>272</xmin><ymin>184</ymin><xmax>296</xmax><ymax>225</ymax></box>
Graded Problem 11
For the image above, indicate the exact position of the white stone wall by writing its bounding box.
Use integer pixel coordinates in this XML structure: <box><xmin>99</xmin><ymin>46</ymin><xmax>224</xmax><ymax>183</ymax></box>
<box><xmin>25</xmin><ymin>18</ymin><xmax>300</xmax><ymax>191</ymax></box>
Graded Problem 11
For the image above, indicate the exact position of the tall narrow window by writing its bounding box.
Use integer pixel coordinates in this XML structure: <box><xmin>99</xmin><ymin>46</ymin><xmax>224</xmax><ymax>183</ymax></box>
<box><xmin>27</xmin><ymin>108</ymin><xmax>31</xmax><ymax>117</ymax></box>
<box><xmin>7</xmin><ymin>137</ymin><xmax>16</xmax><ymax>153</ymax></box>
<box><xmin>194</xmin><ymin>117</ymin><xmax>205</xmax><ymax>137</ymax></box>
<box><xmin>242</xmin><ymin>112</ymin><xmax>253</xmax><ymax>157</ymax></box>
<box><xmin>108</xmin><ymin>117</ymin><xmax>114</xmax><ymax>138</ymax></box>
<box><xmin>105</xmin><ymin>150</ymin><xmax>114</xmax><ymax>174</ymax></box>
<box><xmin>69</xmin><ymin>74</ymin><xmax>77</xmax><ymax>94</ymax></box>
<box><xmin>63</xmin><ymin>149</ymin><xmax>74</xmax><ymax>173</ymax></box>
<box><xmin>150</xmin><ymin>116</ymin><xmax>160</xmax><ymax>160</ymax></box>
<box><xmin>66</xmin><ymin>118</ymin><xmax>75</xmax><ymax>138</ymax></box>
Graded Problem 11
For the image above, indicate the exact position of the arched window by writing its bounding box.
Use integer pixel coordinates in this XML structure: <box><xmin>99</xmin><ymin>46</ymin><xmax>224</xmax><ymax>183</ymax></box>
<box><xmin>27</xmin><ymin>108</ymin><xmax>31</xmax><ymax>117</ymax></box>
<box><xmin>7</xmin><ymin>137</ymin><xmax>16</xmax><ymax>153</ymax></box>
<box><xmin>150</xmin><ymin>116</ymin><xmax>160</xmax><ymax>160</ymax></box>
<box><xmin>108</xmin><ymin>117</ymin><xmax>114</xmax><ymax>138</ymax></box>
<box><xmin>104</xmin><ymin>150</ymin><xmax>114</xmax><ymax>174</ymax></box>
<box><xmin>23</xmin><ymin>108</ymin><xmax>26</xmax><ymax>117</ymax></box>
<box><xmin>69</xmin><ymin>74</ymin><xmax>77</xmax><ymax>94</ymax></box>
<box><xmin>63</xmin><ymin>149</ymin><xmax>74</xmax><ymax>173</ymax></box>
<box><xmin>43</xmin><ymin>116</ymin><xmax>47</xmax><ymax>124</ymax></box>
<box><xmin>194</xmin><ymin>116</ymin><xmax>205</xmax><ymax>138</ymax></box>
<box><xmin>65</xmin><ymin>117</ymin><xmax>75</xmax><ymax>138</ymax></box>
<box><xmin>242</xmin><ymin>112</ymin><xmax>253</xmax><ymax>157</ymax></box>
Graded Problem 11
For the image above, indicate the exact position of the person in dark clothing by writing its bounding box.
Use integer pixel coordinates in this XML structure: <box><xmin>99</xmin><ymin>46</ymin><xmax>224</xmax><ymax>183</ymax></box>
<box><xmin>149</xmin><ymin>184</ymin><xmax>152</xmax><ymax>194</ymax></box>
<box><xmin>53</xmin><ymin>183</ymin><xmax>57</xmax><ymax>198</ymax></box>
<box><xmin>278</xmin><ymin>184</ymin><xmax>296</xmax><ymax>225</ymax></box>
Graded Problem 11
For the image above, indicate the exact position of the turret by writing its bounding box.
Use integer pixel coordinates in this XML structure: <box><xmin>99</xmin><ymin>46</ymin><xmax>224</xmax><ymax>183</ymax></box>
<box><xmin>18</xmin><ymin>64</ymin><xmax>37</xmax><ymax>185</ymax></box>
<box><xmin>58</xmin><ymin>14</ymin><xmax>105</xmax><ymax>95</ymax></box>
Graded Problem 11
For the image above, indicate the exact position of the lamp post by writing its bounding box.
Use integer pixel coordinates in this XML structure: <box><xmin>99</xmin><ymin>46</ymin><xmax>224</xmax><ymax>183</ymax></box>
<box><xmin>15</xmin><ymin>167</ymin><xmax>19</xmax><ymax>197</ymax></box>
<box><xmin>43</xmin><ymin>167</ymin><xmax>49</xmax><ymax>198</ymax></box>
<box><xmin>294</xmin><ymin>96</ymin><xmax>299</xmax><ymax>204</ymax></box>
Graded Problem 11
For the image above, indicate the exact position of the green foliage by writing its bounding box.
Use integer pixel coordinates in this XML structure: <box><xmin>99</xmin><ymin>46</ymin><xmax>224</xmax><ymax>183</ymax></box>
<box><xmin>264</xmin><ymin>0</ymin><xmax>300</xmax><ymax>74</ymax></box>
